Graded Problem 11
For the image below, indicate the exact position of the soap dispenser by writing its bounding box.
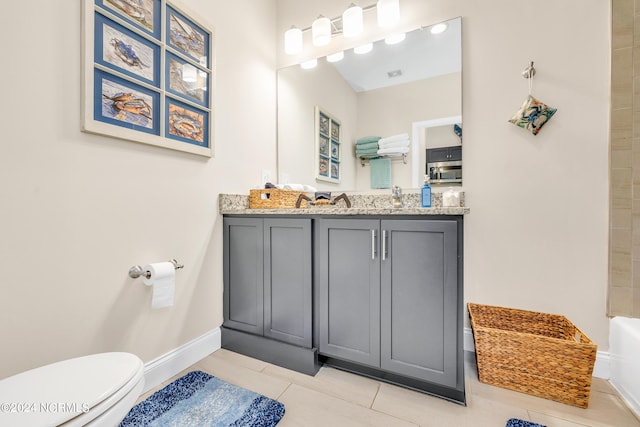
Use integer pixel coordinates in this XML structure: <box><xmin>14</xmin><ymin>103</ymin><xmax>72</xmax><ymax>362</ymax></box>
<box><xmin>392</xmin><ymin>186</ymin><xmax>403</xmax><ymax>208</ymax></box>
<box><xmin>421</xmin><ymin>175</ymin><xmax>432</xmax><ymax>208</ymax></box>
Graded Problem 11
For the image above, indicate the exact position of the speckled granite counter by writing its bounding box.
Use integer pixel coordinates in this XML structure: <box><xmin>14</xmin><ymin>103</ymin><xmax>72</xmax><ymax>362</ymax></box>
<box><xmin>219</xmin><ymin>192</ymin><xmax>469</xmax><ymax>215</ymax></box>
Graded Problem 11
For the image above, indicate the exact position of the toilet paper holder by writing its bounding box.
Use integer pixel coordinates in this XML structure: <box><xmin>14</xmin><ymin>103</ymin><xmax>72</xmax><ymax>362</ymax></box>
<box><xmin>128</xmin><ymin>259</ymin><xmax>184</xmax><ymax>280</ymax></box>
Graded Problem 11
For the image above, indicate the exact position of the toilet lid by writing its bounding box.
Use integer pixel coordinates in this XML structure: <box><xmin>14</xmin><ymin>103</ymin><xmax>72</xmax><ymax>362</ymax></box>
<box><xmin>0</xmin><ymin>352</ymin><xmax>143</xmax><ymax>427</ymax></box>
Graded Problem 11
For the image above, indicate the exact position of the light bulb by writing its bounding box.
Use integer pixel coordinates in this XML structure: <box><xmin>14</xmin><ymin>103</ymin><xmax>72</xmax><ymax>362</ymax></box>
<box><xmin>312</xmin><ymin>15</ymin><xmax>331</xmax><ymax>46</ymax></box>
<box><xmin>377</xmin><ymin>0</ymin><xmax>400</xmax><ymax>28</ymax></box>
<box><xmin>354</xmin><ymin>43</ymin><xmax>373</xmax><ymax>54</ymax></box>
<box><xmin>327</xmin><ymin>51</ymin><xmax>344</xmax><ymax>62</ymax></box>
<box><xmin>301</xmin><ymin>58</ymin><xmax>318</xmax><ymax>69</ymax></box>
<box><xmin>385</xmin><ymin>33</ymin><xmax>406</xmax><ymax>45</ymax></box>
<box><xmin>342</xmin><ymin>4</ymin><xmax>363</xmax><ymax>38</ymax></box>
<box><xmin>284</xmin><ymin>26</ymin><xmax>302</xmax><ymax>55</ymax></box>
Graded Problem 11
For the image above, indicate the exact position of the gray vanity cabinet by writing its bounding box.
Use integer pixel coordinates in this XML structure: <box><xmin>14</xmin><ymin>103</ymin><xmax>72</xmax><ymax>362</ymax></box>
<box><xmin>380</xmin><ymin>219</ymin><xmax>458</xmax><ymax>388</ymax></box>
<box><xmin>317</xmin><ymin>218</ymin><xmax>460</xmax><ymax>388</ymax></box>
<box><xmin>317</xmin><ymin>219</ymin><xmax>381</xmax><ymax>367</ymax></box>
<box><xmin>223</xmin><ymin>217</ymin><xmax>312</xmax><ymax>348</ymax></box>
<box><xmin>223</xmin><ymin>217</ymin><xmax>263</xmax><ymax>336</ymax></box>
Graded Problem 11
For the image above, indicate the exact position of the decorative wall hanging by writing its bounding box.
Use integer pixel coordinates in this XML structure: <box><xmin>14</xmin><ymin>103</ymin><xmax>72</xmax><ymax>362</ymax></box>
<box><xmin>508</xmin><ymin>61</ymin><xmax>557</xmax><ymax>136</ymax></box>
<box><xmin>315</xmin><ymin>106</ymin><xmax>341</xmax><ymax>183</ymax></box>
<box><xmin>82</xmin><ymin>0</ymin><xmax>214</xmax><ymax>157</ymax></box>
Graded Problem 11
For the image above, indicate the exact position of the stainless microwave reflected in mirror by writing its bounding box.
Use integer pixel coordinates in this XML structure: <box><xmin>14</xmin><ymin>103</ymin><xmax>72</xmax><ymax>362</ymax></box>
<box><xmin>277</xmin><ymin>17</ymin><xmax>462</xmax><ymax>190</ymax></box>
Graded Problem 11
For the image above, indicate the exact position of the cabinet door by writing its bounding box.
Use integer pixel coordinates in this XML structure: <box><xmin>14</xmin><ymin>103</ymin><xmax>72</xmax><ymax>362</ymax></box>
<box><xmin>380</xmin><ymin>220</ymin><xmax>458</xmax><ymax>387</ymax></box>
<box><xmin>223</xmin><ymin>217</ymin><xmax>264</xmax><ymax>335</ymax></box>
<box><xmin>318</xmin><ymin>219</ymin><xmax>381</xmax><ymax>367</ymax></box>
<box><xmin>263</xmin><ymin>218</ymin><xmax>312</xmax><ymax>347</ymax></box>
<box><xmin>448</xmin><ymin>146</ymin><xmax>462</xmax><ymax>161</ymax></box>
<box><xmin>426</xmin><ymin>147</ymin><xmax>450</xmax><ymax>163</ymax></box>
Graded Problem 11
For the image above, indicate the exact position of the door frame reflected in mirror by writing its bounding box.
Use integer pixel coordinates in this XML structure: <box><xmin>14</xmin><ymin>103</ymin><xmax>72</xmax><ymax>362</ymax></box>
<box><xmin>411</xmin><ymin>115</ymin><xmax>462</xmax><ymax>188</ymax></box>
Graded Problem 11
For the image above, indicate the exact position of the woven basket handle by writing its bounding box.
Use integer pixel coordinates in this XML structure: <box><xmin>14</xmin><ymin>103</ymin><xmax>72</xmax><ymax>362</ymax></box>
<box><xmin>333</xmin><ymin>193</ymin><xmax>351</xmax><ymax>208</ymax></box>
<box><xmin>296</xmin><ymin>194</ymin><xmax>312</xmax><ymax>208</ymax></box>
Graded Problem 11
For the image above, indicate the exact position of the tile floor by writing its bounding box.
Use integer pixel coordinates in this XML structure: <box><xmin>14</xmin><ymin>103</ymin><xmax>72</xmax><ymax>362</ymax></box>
<box><xmin>138</xmin><ymin>349</ymin><xmax>640</xmax><ymax>427</ymax></box>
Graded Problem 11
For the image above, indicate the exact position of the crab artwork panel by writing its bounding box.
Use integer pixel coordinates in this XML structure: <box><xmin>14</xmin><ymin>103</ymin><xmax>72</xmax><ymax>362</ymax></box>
<box><xmin>94</xmin><ymin>69</ymin><xmax>159</xmax><ymax>135</ymax></box>
<box><xmin>318</xmin><ymin>157</ymin><xmax>329</xmax><ymax>177</ymax></box>
<box><xmin>95</xmin><ymin>13</ymin><xmax>158</xmax><ymax>85</ymax></box>
<box><xmin>166</xmin><ymin>52</ymin><xmax>208</xmax><ymax>106</ymax></box>
<box><xmin>331</xmin><ymin>141</ymin><xmax>339</xmax><ymax>160</ymax></box>
<box><xmin>319</xmin><ymin>135</ymin><xmax>330</xmax><ymax>157</ymax></box>
<box><xmin>167</xmin><ymin>6</ymin><xmax>209</xmax><ymax>67</ymax></box>
<box><xmin>166</xmin><ymin>99</ymin><xmax>208</xmax><ymax>146</ymax></box>
<box><xmin>101</xmin><ymin>0</ymin><xmax>158</xmax><ymax>35</ymax></box>
<box><xmin>331</xmin><ymin>162</ymin><xmax>339</xmax><ymax>180</ymax></box>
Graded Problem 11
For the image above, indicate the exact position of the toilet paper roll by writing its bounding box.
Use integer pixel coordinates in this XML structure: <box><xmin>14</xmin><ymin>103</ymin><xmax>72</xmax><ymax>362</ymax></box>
<box><xmin>143</xmin><ymin>262</ymin><xmax>175</xmax><ymax>309</ymax></box>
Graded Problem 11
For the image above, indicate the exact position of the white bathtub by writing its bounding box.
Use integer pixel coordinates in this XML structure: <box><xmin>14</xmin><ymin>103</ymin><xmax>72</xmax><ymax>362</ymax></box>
<box><xmin>610</xmin><ymin>316</ymin><xmax>640</xmax><ymax>418</ymax></box>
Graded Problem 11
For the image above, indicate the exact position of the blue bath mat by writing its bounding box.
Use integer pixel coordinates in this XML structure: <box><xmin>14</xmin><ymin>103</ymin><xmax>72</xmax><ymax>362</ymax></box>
<box><xmin>119</xmin><ymin>370</ymin><xmax>285</xmax><ymax>426</ymax></box>
<box><xmin>506</xmin><ymin>419</ymin><xmax>546</xmax><ymax>427</ymax></box>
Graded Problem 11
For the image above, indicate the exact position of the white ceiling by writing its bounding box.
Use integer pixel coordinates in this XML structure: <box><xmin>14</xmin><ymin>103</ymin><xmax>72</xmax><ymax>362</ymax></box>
<box><xmin>330</xmin><ymin>17</ymin><xmax>461</xmax><ymax>92</ymax></box>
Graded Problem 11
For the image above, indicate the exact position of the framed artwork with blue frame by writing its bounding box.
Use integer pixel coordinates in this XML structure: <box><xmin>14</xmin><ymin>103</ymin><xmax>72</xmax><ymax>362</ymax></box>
<box><xmin>82</xmin><ymin>0</ymin><xmax>214</xmax><ymax>157</ymax></box>
<box><xmin>96</xmin><ymin>0</ymin><xmax>162</xmax><ymax>39</ymax></box>
<box><xmin>166</xmin><ymin>5</ymin><xmax>210</xmax><ymax>68</ymax></box>
<box><xmin>165</xmin><ymin>51</ymin><xmax>209</xmax><ymax>108</ymax></box>
<box><xmin>315</xmin><ymin>106</ymin><xmax>341</xmax><ymax>183</ymax></box>
<box><xmin>94</xmin><ymin>68</ymin><xmax>160</xmax><ymax>135</ymax></box>
<box><xmin>94</xmin><ymin>13</ymin><xmax>160</xmax><ymax>86</ymax></box>
<box><xmin>165</xmin><ymin>97</ymin><xmax>209</xmax><ymax>147</ymax></box>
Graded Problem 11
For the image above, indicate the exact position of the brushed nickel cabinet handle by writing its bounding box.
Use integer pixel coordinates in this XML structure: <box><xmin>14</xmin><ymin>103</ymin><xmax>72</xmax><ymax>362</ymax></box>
<box><xmin>371</xmin><ymin>229</ymin><xmax>376</xmax><ymax>260</ymax></box>
<box><xmin>382</xmin><ymin>230</ymin><xmax>387</xmax><ymax>261</ymax></box>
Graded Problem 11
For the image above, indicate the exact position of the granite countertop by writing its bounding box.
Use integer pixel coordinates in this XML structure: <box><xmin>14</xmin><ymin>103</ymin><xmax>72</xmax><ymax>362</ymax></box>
<box><xmin>219</xmin><ymin>192</ymin><xmax>469</xmax><ymax>216</ymax></box>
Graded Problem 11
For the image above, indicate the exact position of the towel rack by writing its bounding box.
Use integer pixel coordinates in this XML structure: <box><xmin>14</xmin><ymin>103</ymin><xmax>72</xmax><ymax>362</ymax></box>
<box><xmin>128</xmin><ymin>258</ymin><xmax>184</xmax><ymax>279</ymax></box>
<box><xmin>360</xmin><ymin>153</ymin><xmax>407</xmax><ymax>167</ymax></box>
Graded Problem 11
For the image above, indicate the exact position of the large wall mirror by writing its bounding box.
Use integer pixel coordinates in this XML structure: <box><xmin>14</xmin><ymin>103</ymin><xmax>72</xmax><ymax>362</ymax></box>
<box><xmin>277</xmin><ymin>17</ymin><xmax>461</xmax><ymax>191</ymax></box>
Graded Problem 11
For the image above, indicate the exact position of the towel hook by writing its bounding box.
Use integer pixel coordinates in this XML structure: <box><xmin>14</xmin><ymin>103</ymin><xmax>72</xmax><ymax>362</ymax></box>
<box><xmin>128</xmin><ymin>258</ymin><xmax>184</xmax><ymax>279</ymax></box>
<box><xmin>522</xmin><ymin>61</ymin><xmax>536</xmax><ymax>79</ymax></box>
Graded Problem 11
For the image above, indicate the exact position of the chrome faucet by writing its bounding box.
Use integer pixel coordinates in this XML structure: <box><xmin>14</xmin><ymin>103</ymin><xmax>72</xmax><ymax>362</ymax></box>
<box><xmin>392</xmin><ymin>186</ymin><xmax>403</xmax><ymax>208</ymax></box>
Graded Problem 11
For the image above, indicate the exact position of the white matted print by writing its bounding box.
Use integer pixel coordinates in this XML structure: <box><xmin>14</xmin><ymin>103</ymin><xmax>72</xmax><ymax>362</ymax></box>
<box><xmin>82</xmin><ymin>0</ymin><xmax>214</xmax><ymax>157</ymax></box>
<box><xmin>315</xmin><ymin>106</ymin><xmax>341</xmax><ymax>183</ymax></box>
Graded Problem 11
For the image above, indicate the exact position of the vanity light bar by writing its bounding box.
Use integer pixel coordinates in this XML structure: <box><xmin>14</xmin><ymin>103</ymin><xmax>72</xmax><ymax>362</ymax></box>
<box><xmin>284</xmin><ymin>0</ymin><xmax>400</xmax><ymax>55</ymax></box>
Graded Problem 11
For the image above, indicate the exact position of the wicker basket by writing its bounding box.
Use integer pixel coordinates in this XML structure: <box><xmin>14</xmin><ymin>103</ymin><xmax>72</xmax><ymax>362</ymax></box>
<box><xmin>249</xmin><ymin>189</ymin><xmax>308</xmax><ymax>209</ymax></box>
<box><xmin>468</xmin><ymin>303</ymin><xmax>597</xmax><ymax>408</ymax></box>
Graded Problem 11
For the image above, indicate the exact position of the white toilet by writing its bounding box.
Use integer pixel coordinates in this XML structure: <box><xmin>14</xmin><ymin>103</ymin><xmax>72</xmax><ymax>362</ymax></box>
<box><xmin>0</xmin><ymin>352</ymin><xmax>145</xmax><ymax>427</ymax></box>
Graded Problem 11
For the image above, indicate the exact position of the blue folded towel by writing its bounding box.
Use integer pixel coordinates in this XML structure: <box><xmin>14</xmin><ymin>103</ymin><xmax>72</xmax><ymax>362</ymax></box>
<box><xmin>356</xmin><ymin>147</ymin><xmax>380</xmax><ymax>155</ymax></box>
<box><xmin>357</xmin><ymin>136</ymin><xmax>381</xmax><ymax>144</ymax></box>
<box><xmin>355</xmin><ymin>141</ymin><xmax>379</xmax><ymax>150</ymax></box>
<box><xmin>370</xmin><ymin>158</ymin><xmax>391</xmax><ymax>189</ymax></box>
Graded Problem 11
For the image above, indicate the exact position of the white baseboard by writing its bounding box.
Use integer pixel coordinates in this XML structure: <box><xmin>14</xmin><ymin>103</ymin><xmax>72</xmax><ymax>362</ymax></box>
<box><xmin>142</xmin><ymin>327</ymin><xmax>221</xmax><ymax>393</ymax></box>
<box><xmin>463</xmin><ymin>327</ymin><xmax>610</xmax><ymax>380</ymax></box>
<box><xmin>140</xmin><ymin>326</ymin><xmax>609</xmax><ymax>394</ymax></box>
<box><xmin>592</xmin><ymin>350</ymin><xmax>610</xmax><ymax>380</ymax></box>
<box><xmin>463</xmin><ymin>327</ymin><xmax>475</xmax><ymax>353</ymax></box>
